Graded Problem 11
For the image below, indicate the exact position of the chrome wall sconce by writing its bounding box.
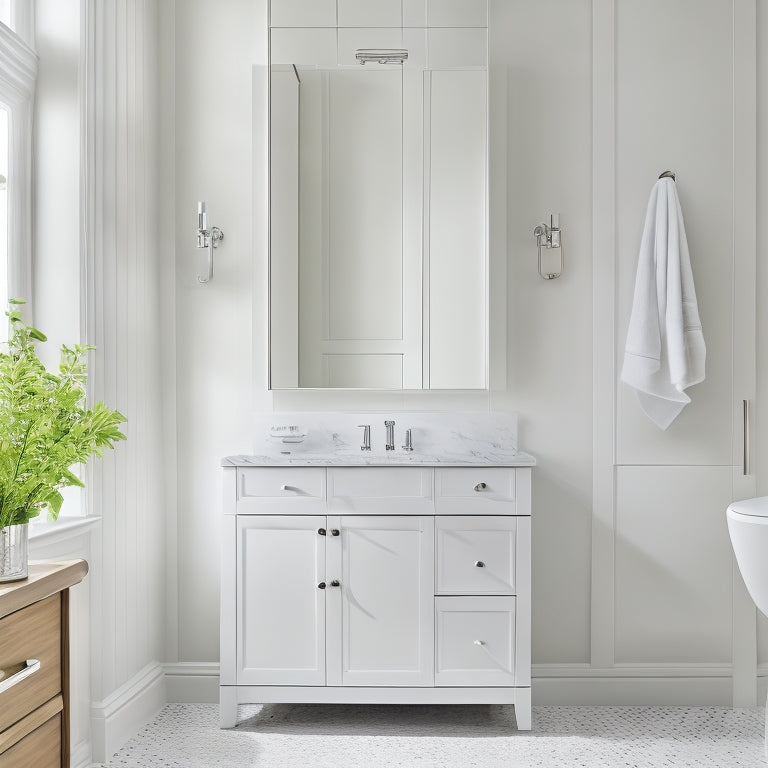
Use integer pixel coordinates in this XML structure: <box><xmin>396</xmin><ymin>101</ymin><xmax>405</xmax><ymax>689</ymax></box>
<box><xmin>196</xmin><ymin>201</ymin><xmax>224</xmax><ymax>284</ymax></box>
<box><xmin>533</xmin><ymin>213</ymin><xmax>563</xmax><ymax>280</ymax></box>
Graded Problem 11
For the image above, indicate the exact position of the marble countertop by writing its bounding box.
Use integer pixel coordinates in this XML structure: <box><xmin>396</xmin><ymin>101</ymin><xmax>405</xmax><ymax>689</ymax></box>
<box><xmin>224</xmin><ymin>411</ymin><xmax>536</xmax><ymax>467</ymax></box>
<box><xmin>222</xmin><ymin>450</ymin><xmax>535</xmax><ymax>467</ymax></box>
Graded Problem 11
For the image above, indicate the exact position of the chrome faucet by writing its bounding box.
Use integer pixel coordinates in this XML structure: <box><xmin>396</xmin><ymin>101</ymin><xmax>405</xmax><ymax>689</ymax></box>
<box><xmin>385</xmin><ymin>420</ymin><xmax>395</xmax><ymax>451</ymax></box>
<box><xmin>402</xmin><ymin>428</ymin><xmax>413</xmax><ymax>452</ymax></box>
<box><xmin>358</xmin><ymin>424</ymin><xmax>371</xmax><ymax>451</ymax></box>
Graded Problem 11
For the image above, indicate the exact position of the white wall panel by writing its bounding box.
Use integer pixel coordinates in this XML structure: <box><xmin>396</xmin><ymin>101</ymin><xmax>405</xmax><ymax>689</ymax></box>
<box><xmin>338</xmin><ymin>0</ymin><xmax>401</xmax><ymax>28</ymax></box>
<box><xmin>83</xmin><ymin>0</ymin><xmax>168</xmax><ymax>755</ymax></box>
<box><xmin>270</xmin><ymin>28</ymin><xmax>337</xmax><ymax>67</ymax></box>
<box><xmin>615</xmin><ymin>466</ymin><xmax>733</xmax><ymax>664</ymax></box>
<box><xmin>615</xmin><ymin>0</ymin><xmax>733</xmax><ymax>465</ymax></box>
<box><xmin>428</xmin><ymin>0</ymin><xmax>487</xmax><ymax>27</ymax></box>
<box><xmin>498</xmin><ymin>0</ymin><xmax>593</xmax><ymax>665</ymax></box>
<box><xmin>173</xmin><ymin>0</ymin><xmax>257</xmax><ymax>664</ymax></box>
<box><xmin>270</xmin><ymin>0</ymin><xmax>336</xmax><ymax>27</ymax></box>
<box><xmin>427</xmin><ymin>28</ymin><xmax>486</xmax><ymax>68</ymax></box>
<box><xmin>403</xmin><ymin>0</ymin><xmax>427</xmax><ymax>27</ymax></box>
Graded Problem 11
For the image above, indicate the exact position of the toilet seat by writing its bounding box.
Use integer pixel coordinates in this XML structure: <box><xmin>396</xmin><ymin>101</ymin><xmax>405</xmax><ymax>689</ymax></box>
<box><xmin>727</xmin><ymin>496</ymin><xmax>768</xmax><ymax>518</ymax></box>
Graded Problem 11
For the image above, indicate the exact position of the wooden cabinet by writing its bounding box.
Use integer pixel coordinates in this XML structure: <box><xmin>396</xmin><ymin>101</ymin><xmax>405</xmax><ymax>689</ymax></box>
<box><xmin>221</xmin><ymin>466</ymin><xmax>531</xmax><ymax>729</ymax></box>
<box><xmin>0</xmin><ymin>560</ymin><xmax>88</xmax><ymax>768</ymax></box>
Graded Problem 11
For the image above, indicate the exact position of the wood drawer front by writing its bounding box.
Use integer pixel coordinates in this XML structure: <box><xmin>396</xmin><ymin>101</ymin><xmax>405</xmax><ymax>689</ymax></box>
<box><xmin>328</xmin><ymin>468</ymin><xmax>433</xmax><ymax>515</ymax></box>
<box><xmin>435</xmin><ymin>468</ymin><xmax>516</xmax><ymax>515</ymax></box>
<box><xmin>436</xmin><ymin>516</ymin><xmax>516</xmax><ymax>595</ymax></box>
<box><xmin>0</xmin><ymin>711</ymin><xmax>61</xmax><ymax>768</ymax></box>
<box><xmin>237</xmin><ymin>468</ymin><xmax>326</xmax><ymax>514</ymax></box>
<box><xmin>435</xmin><ymin>596</ymin><xmax>516</xmax><ymax>686</ymax></box>
<box><xmin>0</xmin><ymin>594</ymin><xmax>61</xmax><ymax>732</ymax></box>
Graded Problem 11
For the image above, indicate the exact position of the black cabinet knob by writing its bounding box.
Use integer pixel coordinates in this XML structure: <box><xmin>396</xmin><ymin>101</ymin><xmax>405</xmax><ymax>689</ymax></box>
<box><xmin>331</xmin><ymin>529</ymin><xmax>340</xmax><ymax>536</ymax></box>
<box><xmin>318</xmin><ymin>582</ymin><xmax>326</xmax><ymax>589</ymax></box>
<box><xmin>318</xmin><ymin>528</ymin><xmax>326</xmax><ymax>536</ymax></box>
<box><xmin>330</xmin><ymin>579</ymin><xmax>340</xmax><ymax>587</ymax></box>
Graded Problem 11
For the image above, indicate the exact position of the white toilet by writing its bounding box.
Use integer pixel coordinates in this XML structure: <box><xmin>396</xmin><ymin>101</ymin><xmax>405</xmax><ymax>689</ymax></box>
<box><xmin>727</xmin><ymin>497</ymin><xmax>768</xmax><ymax>750</ymax></box>
<box><xmin>727</xmin><ymin>497</ymin><xmax>768</xmax><ymax>617</ymax></box>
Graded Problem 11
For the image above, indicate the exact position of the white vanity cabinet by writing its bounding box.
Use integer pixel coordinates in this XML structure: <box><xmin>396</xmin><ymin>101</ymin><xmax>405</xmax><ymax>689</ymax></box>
<box><xmin>221</xmin><ymin>464</ymin><xmax>532</xmax><ymax>730</ymax></box>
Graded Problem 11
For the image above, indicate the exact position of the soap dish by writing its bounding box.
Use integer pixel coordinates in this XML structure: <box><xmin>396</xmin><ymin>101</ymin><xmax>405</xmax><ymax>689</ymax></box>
<box><xmin>269</xmin><ymin>425</ymin><xmax>308</xmax><ymax>444</ymax></box>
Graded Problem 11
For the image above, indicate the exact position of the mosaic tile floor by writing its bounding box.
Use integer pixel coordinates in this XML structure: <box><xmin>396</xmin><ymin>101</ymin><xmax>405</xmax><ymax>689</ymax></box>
<box><xmin>98</xmin><ymin>703</ymin><xmax>766</xmax><ymax>767</ymax></box>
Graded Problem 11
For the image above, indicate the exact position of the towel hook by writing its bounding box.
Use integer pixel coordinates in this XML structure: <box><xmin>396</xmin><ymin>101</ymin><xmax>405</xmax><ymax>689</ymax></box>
<box><xmin>658</xmin><ymin>170</ymin><xmax>676</xmax><ymax>181</ymax></box>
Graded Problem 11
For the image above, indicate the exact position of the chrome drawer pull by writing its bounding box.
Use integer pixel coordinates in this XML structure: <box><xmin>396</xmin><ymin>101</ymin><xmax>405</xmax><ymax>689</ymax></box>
<box><xmin>473</xmin><ymin>640</ymin><xmax>485</xmax><ymax>647</ymax></box>
<box><xmin>280</xmin><ymin>484</ymin><xmax>297</xmax><ymax>492</ymax></box>
<box><xmin>474</xmin><ymin>482</ymin><xmax>487</xmax><ymax>492</ymax></box>
<box><xmin>0</xmin><ymin>659</ymin><xmax>40</xmax><ymax>694</ymax></box>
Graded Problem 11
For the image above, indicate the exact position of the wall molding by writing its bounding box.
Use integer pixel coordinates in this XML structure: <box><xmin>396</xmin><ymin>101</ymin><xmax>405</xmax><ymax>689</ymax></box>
<box><xmin>91</xmin><ymin>661</ymin><xmax>166</xmax><ymax>763</ymax></box>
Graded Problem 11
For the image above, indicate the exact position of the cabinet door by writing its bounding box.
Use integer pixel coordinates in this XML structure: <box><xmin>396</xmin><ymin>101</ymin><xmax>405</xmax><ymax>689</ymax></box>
<box><xmin>326</xmin><ymin>515</ymin><xmax>434</xmax><ymax>686</ymax></box>
<box><xmin>237</xmin><ymin>516</ymin><xmax>326</xmax><ymax>685</ymax></box>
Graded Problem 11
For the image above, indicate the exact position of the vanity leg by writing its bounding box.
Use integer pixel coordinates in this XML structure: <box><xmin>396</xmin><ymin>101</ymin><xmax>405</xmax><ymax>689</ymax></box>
<box><xmin>514</xmin><ymin>690</ymin><xmax>532</xmax><ymax>731</ymax></box>
<box><xmin>220</xmin><ymin>687</ymin><xmax>238</xmax><ymax>729</ymax></box>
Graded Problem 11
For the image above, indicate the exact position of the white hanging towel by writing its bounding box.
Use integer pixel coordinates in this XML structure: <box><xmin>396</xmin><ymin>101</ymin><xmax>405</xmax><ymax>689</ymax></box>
<box><xmin>620</xmin><ymin>177</ymin><xmax>706</xmax><ymax>430</ymax></box>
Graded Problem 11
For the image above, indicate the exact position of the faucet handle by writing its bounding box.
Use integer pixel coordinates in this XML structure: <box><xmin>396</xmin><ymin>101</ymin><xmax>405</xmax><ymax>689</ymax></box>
<box><xmin>358</xmin><ymin>424</ymin><xmax>371</xmax><ymax>451</ymax></box>
<box><xmin>402</xmin><ymin>428</ymin><xmax>414</xmax><ymax>452</ymax></box>
<box><xmin>384</xmin><ymin>420</ymin><xmax>395</xmax><ymax>451</ymax></box>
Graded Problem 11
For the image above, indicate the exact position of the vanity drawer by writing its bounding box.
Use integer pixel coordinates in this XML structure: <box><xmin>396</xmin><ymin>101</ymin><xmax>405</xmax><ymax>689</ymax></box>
<box><xmin>436</xmin><ymin>516</ymin><xmax>516</xmax><ymax>595</ymax></box>
<box><xmin>435</xmin><ymin>596</ymin><xmax>516</xmax><ymax>686</ymax></box>
<box><xmin>0</xmin><ymin>594</ymin><xmax>61</xmax><ymax>733</ymax></box>
<box><xmin>237</xmin><ymin>468</ymin><xmax>326</xmax><ymax>514</ymax></box>
<box><xmin>0</xmin><ymin>710</ymin><xmax>61</xmax><ymax>768</ymax></box>
<box><xmin>435</xmin><ymin>468</ymin><xmax>516</xmax><ymax>515</ymax></box>
<box><xmin>328</xmin><ymin>468</ymin><xmax>433</xmax><ymax>515</ymax></box>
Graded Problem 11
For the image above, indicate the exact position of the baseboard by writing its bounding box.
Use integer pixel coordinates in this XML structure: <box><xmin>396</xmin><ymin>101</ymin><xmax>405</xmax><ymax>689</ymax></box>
<box><xmin>164</xmin><ymin>662</ymin><xmax>221</xmax><ymax>703</ymax></box>
<box><xmin>70</xmin><ymin>738</ymin><xmax>92</xmax><ymax>768</ymax></box>
<box><xmin>90</xmin><ymin>661</ymin><xmax>166</xmax><ymax>763</ymax></box>
<box><xmin>162</xmin><ymin>662</ymin><xmax>750</xmax><ymax>707</ymax></box>
<box><xmin>532</xmin><ymin>664</ymin><xmax>736</xmax><ymax>705</ymax></box>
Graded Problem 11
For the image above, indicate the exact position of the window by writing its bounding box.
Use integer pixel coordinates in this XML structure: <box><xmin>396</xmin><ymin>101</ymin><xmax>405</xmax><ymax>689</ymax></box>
<box><xmin>0</xmin><ymin>15</ymin><xmax>35</xmax><ymax>341</ymax></box>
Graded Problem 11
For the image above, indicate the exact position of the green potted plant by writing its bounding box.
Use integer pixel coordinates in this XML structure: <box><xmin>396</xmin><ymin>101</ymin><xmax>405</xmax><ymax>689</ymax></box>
<box><xmin>0</xmin><ymin>299</ymin><xmax>126</xmax><ymax>581</ymax></box>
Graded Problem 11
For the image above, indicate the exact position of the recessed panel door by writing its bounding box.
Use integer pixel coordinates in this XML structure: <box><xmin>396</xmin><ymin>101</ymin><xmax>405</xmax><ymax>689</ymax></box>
<box><xmin>237</xmin><ymin>515</ymin><xmax>326</xmax><ymax>685</ymax></box>
<box><xmin>326</xmin><ymin>515</ymin><xmax>434</xmax><ymax>686</ymax></box>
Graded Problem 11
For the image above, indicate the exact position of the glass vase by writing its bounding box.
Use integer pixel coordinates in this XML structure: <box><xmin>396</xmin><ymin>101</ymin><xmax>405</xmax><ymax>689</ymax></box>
<box><xmin>0</xmin><ymin>523</ymin><xmax>28</xmax><ymax>582</ymax></box>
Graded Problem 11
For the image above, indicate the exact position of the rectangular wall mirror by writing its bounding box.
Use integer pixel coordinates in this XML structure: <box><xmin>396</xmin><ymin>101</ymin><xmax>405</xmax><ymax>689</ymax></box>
<box><xmin>268</xmin><ymin>0</ymin><xmax>488</xmax><ymax>390</ymax></box>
